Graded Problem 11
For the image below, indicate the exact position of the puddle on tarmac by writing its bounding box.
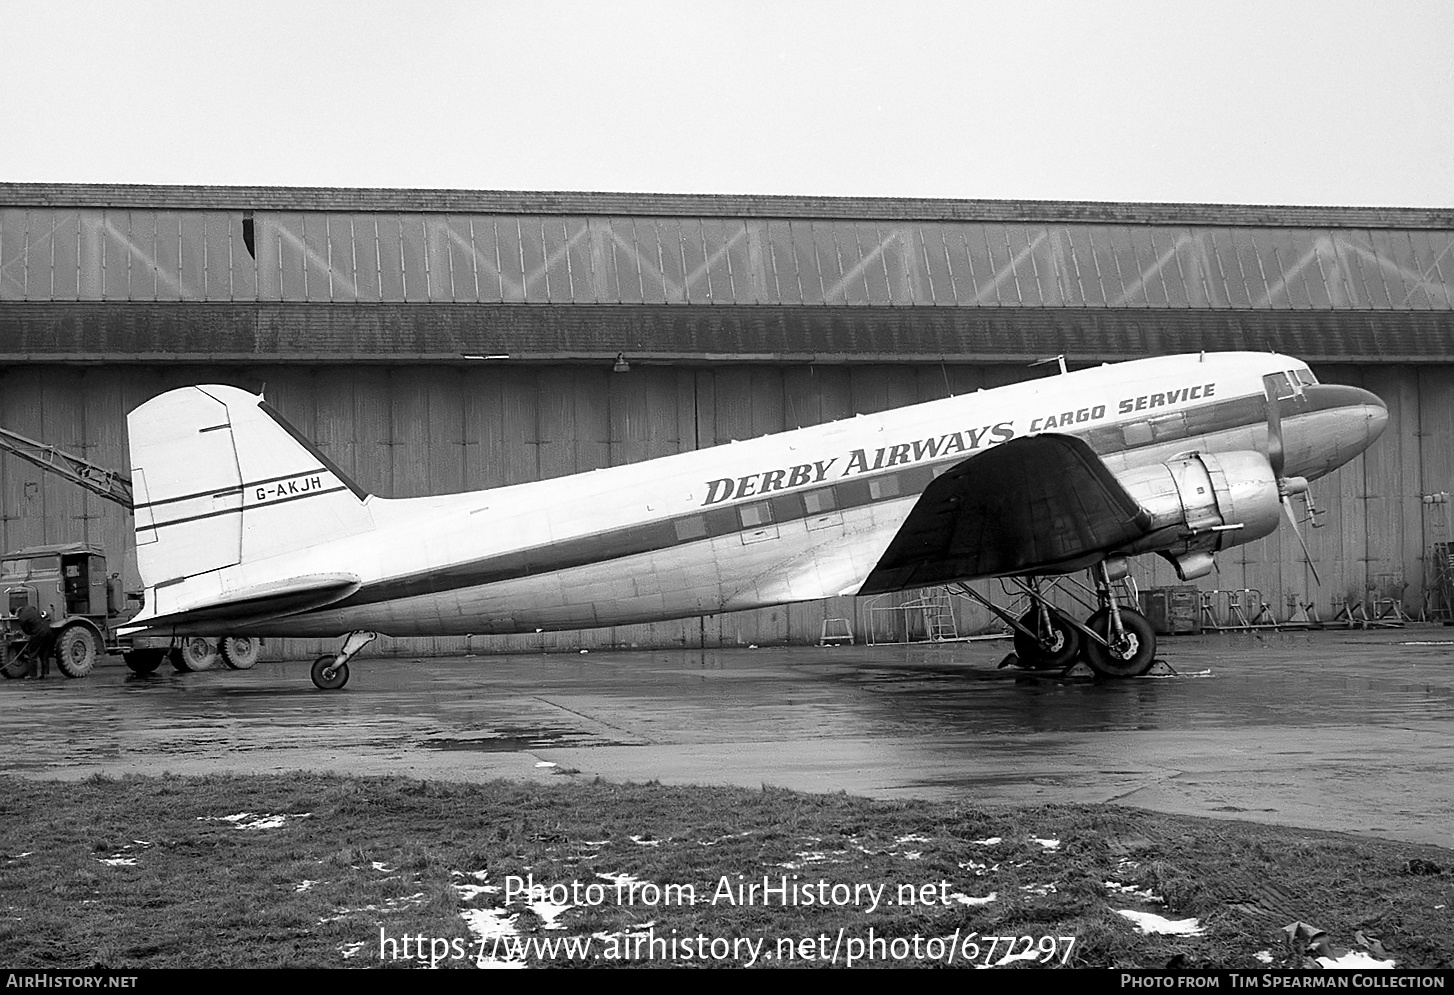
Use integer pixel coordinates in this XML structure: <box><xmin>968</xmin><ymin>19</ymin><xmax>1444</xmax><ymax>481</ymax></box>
<box><xmin>422</xmin><ymin>727</ymin><xmax>624</xmax><ymax>752</ymax></box>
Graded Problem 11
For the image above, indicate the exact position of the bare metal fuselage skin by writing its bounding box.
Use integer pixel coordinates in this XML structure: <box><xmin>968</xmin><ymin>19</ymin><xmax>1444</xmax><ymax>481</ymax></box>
<box><xmin>127</xmin><ymin>353</ymin><xmax>1386</xmax><ymax>639</ymax></box>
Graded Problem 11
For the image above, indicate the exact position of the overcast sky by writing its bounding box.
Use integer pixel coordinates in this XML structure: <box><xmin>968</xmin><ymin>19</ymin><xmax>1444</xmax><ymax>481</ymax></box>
<box><xmin>2</xmin><ymin>1</ymin><xmax>1450</xmax><ymax>207</ymax></box>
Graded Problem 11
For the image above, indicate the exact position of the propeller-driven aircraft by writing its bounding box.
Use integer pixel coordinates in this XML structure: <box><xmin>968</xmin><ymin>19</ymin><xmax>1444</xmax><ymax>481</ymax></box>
<box><xmin>120</xmin><ymin>352</ymin><xmax>1387</xmax><ymax>689</ymax></box>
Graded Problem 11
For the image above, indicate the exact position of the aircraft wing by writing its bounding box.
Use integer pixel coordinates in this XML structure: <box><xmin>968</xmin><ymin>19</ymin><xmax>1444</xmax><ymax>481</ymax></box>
<box><xmin>860</xmin><ymin>434</ymin><xmax>1152</xmax><ymax>594</ymax></box>
<box><xmin>119</xmin><ymin>573</ymin><xmax>362</xmax><ymax>633</ymax></box>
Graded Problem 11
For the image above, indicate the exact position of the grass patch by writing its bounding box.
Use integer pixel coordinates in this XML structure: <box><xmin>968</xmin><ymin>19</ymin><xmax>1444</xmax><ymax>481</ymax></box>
<box><xmin>0</xmin><ymin>774</ymin><xmax>1449</xmax><ymax>969</ymax></box>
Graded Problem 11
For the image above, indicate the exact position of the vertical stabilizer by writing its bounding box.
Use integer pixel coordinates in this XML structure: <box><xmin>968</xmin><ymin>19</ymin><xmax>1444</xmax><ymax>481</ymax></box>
<box><xmin>128</xmin><ymin>385</ymin><xmax>373</xmax><ymax>588</ymax></box>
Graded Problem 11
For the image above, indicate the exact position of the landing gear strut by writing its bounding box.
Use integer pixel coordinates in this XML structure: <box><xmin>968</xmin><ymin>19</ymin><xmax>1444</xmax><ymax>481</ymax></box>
<box><xmin>311</xmin><ymin>630</ymin><xmax>376</xmax><ymax>690</ymax></box>
<box><xmin>953</xmin><ymin>560</ymin><xmax>1159</xmax><ymax>678</ymax></box>
<box><xmin>1080</xmin><ymin>561</ymin><xmax>1157</xmax><ymax>678</ymax></box>
<box><xmin>1012</xmin><ymin>586</ymin><xmax>1081</xmax><ymax>669</ymax></box>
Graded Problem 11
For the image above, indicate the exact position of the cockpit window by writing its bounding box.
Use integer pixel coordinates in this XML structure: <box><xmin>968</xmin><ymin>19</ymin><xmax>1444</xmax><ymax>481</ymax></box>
<box><xmin>1291</xmin><ymin>367</ymin><xmax>1318</xmax><ymax>387</ymax></box>
<box><xmin>1263</xmin><ymin>372</ymin><xmax>1296</xmax><ymax>400</ymax></box>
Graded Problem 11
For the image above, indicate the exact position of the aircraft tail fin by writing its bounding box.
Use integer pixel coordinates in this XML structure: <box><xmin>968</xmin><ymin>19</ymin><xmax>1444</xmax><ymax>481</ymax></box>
<box><xmin>128</xmin><ymin>385</ymin><xmax>373</xmax><ymax>590</ymax></box>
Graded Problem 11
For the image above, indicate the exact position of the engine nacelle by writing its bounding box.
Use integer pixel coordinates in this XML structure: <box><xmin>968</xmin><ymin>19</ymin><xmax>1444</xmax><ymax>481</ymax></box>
<box><xmin>1114</xmin><ymin>451</ymin><xmax>1283</xmax><ymax>571</ymax></box>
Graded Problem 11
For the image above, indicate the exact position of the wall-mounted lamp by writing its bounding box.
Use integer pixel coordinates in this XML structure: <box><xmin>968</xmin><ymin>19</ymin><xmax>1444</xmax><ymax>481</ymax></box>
<box><xmin>613</xmin><ymin>353</ymin><xmax>631</xmax><ymax>373</ymax></box>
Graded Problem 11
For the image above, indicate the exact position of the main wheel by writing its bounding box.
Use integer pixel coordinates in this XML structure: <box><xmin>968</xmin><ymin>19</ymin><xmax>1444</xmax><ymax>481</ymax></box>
<box><xmin>219</xmin><ymin>636</ymin><xmax>260</xmax><ymax>670</ymax></box>
<box><xmin>311</xmin><ymin>654</ymin><xmax>349</xmax><ymax>690</ymax></box>
<box><xmin>124</xmin><ymin>648</ymin><xmax>166</xmax><ymax>675</ymax></box>
<box><xmin>55</xmin><ymin>625</ymin><xmax>102</xmax><ymax>678</ymax></box>
<box><xmin>1013</xmin><ymin>607</ymin><xmax>1081</xmax><ymax>669</ymax></box>
<box><xmin>178</xmin><ymin>636</ymin><xmax>216</xmax><ymax>671</ymax></box>
<box><xmin>1083</xmin><ymin>607</ymin><xmax>1157</xmax><ymax>678</ymax></box>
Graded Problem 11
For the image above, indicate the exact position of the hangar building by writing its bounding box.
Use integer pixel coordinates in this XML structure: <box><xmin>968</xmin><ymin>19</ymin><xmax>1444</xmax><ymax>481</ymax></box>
<box><xmin>2</xmin><ymin>183</ymin><xmax>1452</xmax><ymax>656</ymax></box>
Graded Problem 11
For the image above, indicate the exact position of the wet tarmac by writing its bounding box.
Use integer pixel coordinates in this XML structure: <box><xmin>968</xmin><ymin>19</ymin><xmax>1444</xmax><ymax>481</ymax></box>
<box><xmin>3</xmin><ymin>627</ymin><xmax>1452</xmax><ymax>849</ymax></box>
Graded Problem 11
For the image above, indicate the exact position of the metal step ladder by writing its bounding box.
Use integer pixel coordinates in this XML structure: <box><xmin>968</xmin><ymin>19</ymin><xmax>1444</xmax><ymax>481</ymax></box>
<box><xmin>921</xmin><ymin>593</ymin><xmax>959</xmax><ymax>641</ymax></box>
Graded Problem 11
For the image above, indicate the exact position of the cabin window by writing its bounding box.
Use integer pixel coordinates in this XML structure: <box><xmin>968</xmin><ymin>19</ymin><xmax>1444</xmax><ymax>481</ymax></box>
<box><xmin>1123</xmin><ymin>423</ymin><xmax>1153</xmax><ymax>447</ymax></box>
<box><xmin>869</xmin><ymin>476</ymin><xmax>901</xmax><ymax>499</ymax></box>
<box><xmin>803</xmin><ymin>489</ymin><xmax>836</xmax><ymax>514</ymax></box>
<box><xmin>674</xmin><ymin>516</ymin><xmax>707</xmax><ymax>541</ymax></box>
<box><xmin>738</xmin><ymin>502</ymin><xmax>773</xmax><ymax>528</ymax></box>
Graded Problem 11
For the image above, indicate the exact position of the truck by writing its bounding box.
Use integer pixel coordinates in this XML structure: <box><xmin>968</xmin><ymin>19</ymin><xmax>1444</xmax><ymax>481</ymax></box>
<box><xmin>2</xmin><ymin>542</ymin><xmax>145</xmax><ymax>676</ymax></box>
<box><xmin>0</xmin><ymin>542</ymin><xmax>261</xmax><ymax>678</ymax></box>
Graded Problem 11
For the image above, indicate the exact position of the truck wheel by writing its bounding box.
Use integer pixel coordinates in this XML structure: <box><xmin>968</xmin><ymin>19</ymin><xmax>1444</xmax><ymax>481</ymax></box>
<box><xmin>55</xmin><ymin>625</ymin><xmax>102</xmax><ymax>678</ymax></box>
<box><xmin>178</xmin><ymin>636</ymin><xmax>216</xmax><ymax>671</ymax></box>
<box><xmin>219</xmin><ymin>636</ymin><xmax>260</xmax><ymax>670</ymax></box>
<box><xmin>1</xmin><ymin>650</ymin><xmax>27</xmax><ymax>679</ymax></box>
<box><xmin>124</xmin><ymin>648</ymin><xmax>166</xmax><ymax>675</ymax></box>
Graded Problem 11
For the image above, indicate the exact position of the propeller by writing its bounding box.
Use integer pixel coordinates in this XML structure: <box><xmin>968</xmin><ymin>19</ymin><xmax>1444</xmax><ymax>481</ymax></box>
<box><xmin>1266</xmin><ymin>390</ymin><xmax>1321</xmax><ymax>586</ymax></box>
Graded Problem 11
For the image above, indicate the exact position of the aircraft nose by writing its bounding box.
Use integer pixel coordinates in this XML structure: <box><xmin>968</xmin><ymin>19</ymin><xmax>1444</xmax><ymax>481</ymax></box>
<box><xmin>1298</xmin><ymin>384</ymin><xmax>1389</xmax><ymax>472</ymax></box>
<box><xmin>1359</xmin><ymin>387</ymin><xmax>1389</xmax><ymax>447</ymax></box>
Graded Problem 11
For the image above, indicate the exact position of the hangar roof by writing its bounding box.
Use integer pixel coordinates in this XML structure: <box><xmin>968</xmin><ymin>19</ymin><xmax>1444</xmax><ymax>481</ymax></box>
<box><xmin>2</xmin><ymin>184</ymin><xmax>1451</xmax><ymax>311</ymax></box>
<box><xmin>4</xmin><ymin>182</ymin><xmax>1453</xmax><ymax>228</ymax></box>
<box><xmin>1</xmin><ymin>184</ymin><xmax>1451</xmax><ymax>363</ymax></box>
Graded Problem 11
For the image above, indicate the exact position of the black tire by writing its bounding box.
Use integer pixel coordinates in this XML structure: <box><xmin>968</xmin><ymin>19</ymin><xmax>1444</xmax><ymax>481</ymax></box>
<box><xmin>1083</xmin><ymin>607</ymin><xmax>1157</xmax><ymax>678</ymax></box>
<box><xmin>1</xmin><ymin>648</ymin><xmax>26</xmax><ymax>679</ymax></box>
<box><xmin>311</xmin><ymin>654</ymin><xmax>348</xmax><ymax>690</ymax></box>
<box><xmin>55</xmin><ymin>625</ymin><xmax>102</xmax><ymax>678</ymax></box>
<box><xmin>1013</xmin><ymin>607</ymin><xmax>1081</xmax><ymax>669</ymax></box>
<box><xmin>219</xmin><ymin>636</ymin><xmax>260</xmax><ymax>670</ymax></box>
<box><xmin>178</xmin><ymin>636</ymin><xmax>215</xmax><ymax>672</ymax></box>
<box><xmin>124</xmin><ymin>648</ymin><xmax>166</xmax><ymax>675</ymax></box>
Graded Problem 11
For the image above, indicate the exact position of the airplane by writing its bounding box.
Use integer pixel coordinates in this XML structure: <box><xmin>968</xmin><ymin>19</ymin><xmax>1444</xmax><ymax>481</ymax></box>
<box><xmin>119</xmin><ymin>351</ymin><xmax>1387</xmax><ymax>689</ymax></box>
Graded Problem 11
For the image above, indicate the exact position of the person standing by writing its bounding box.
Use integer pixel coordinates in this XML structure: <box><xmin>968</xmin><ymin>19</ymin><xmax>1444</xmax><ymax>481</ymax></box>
<box><xmin>14</xmin><ymin>605</ymin><xmax>56</xmax><ymax>679</ymax></box>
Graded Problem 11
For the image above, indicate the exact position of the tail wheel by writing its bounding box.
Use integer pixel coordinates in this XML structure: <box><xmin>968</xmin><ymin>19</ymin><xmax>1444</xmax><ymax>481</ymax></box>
<box><xmin>1083</xmin><ymin>608</ymin><xmax>1157</xmax><ymax>678</ymax></box>
<box><xmin>124</xmin><ymin>648</ymin><xmax>166</xmax><ymax>675</ymax></box>
<box><xmin>219</xmin><ymin>636</ymin><xmax>260</xmax><ymax>670</ymax></box>
<box><xmin>1013</xmin><ymin>607</ymin><xmax>1081</xmax><ymax>669</ymax></box>
<box><xmin>178</xmin><ymin>636</ymin><xmax>216</xmax><ymax>672</ymax></box>
<box><xmin>55</xmin><ymin>625</ymin><xmax>102</xmax><ymax>678</ymax></box>
<box><xmin>311</xmin><ymin>655</ymin><xmax>349</xmax><ymax>691</ymax></box>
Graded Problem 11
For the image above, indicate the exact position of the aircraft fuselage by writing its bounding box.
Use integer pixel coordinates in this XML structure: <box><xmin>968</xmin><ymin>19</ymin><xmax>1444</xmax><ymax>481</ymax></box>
<box><xmin>137</xmin><ymin>352</ymin><xmax>1387</xmax><ymax>638</ymax></box>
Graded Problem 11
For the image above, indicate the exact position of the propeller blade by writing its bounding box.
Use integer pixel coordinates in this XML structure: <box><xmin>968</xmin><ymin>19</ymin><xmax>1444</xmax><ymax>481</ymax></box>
<box><xmin>1265</xmin><ymin>391</ymin><xmax>1285</xmax><ymax>480</ymax></box>
<box><xmin>1283</xmin><ymin>500</ymin><xmax>1322</xmax><ymax>587</ymax></box>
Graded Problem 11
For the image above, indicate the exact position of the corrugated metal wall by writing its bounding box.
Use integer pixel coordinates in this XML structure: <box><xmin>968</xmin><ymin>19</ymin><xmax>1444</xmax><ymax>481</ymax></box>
<box><xmin>0</xmin><ymin>360</ymin><xmax>1437</xmax><ymax>659</ymax></box>
<box><xmin>4</xmin><ymin>207</ymin><xmax>1452</xmax><ymax>310</ymax></box>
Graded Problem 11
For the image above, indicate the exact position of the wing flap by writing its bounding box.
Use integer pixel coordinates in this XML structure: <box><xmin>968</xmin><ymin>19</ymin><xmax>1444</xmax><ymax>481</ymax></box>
<box><xmin>860</xmin><ymin>434</ymin><xmax>1151</xmax><ymax>594</ymax></box>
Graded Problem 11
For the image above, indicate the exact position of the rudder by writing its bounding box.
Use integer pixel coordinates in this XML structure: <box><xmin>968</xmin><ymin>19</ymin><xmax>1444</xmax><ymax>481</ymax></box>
<box><xmin>129</xmin><ymin>385</ymin><xmax>373</xmax><ymax>588</ymax></box>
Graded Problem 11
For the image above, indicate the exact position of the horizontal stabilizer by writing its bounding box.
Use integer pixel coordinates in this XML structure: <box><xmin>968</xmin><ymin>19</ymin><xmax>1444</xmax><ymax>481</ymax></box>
<box><xmin>120</xmin><ymin>573</ymin><xmax>361</xmax><ymax>633</ymax></box>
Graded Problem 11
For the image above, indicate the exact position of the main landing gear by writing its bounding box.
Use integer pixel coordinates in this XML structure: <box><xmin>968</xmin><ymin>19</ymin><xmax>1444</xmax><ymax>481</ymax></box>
<box><xmin>956</xmin><ymin>560</ymin><xmax>1159</xmax><ymax>678</ymax></box>
<box><xmin>311</xmin><ymin>631</ymin><xmax>376</xmax><ymax>690</ymax></box>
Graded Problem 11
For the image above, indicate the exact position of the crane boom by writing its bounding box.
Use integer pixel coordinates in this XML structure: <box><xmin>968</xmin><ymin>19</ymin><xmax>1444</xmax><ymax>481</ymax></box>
<box><xmin>0</xmin><ymin>427</ymin><xmax>134</xmax><ymax>510</ymax></box>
